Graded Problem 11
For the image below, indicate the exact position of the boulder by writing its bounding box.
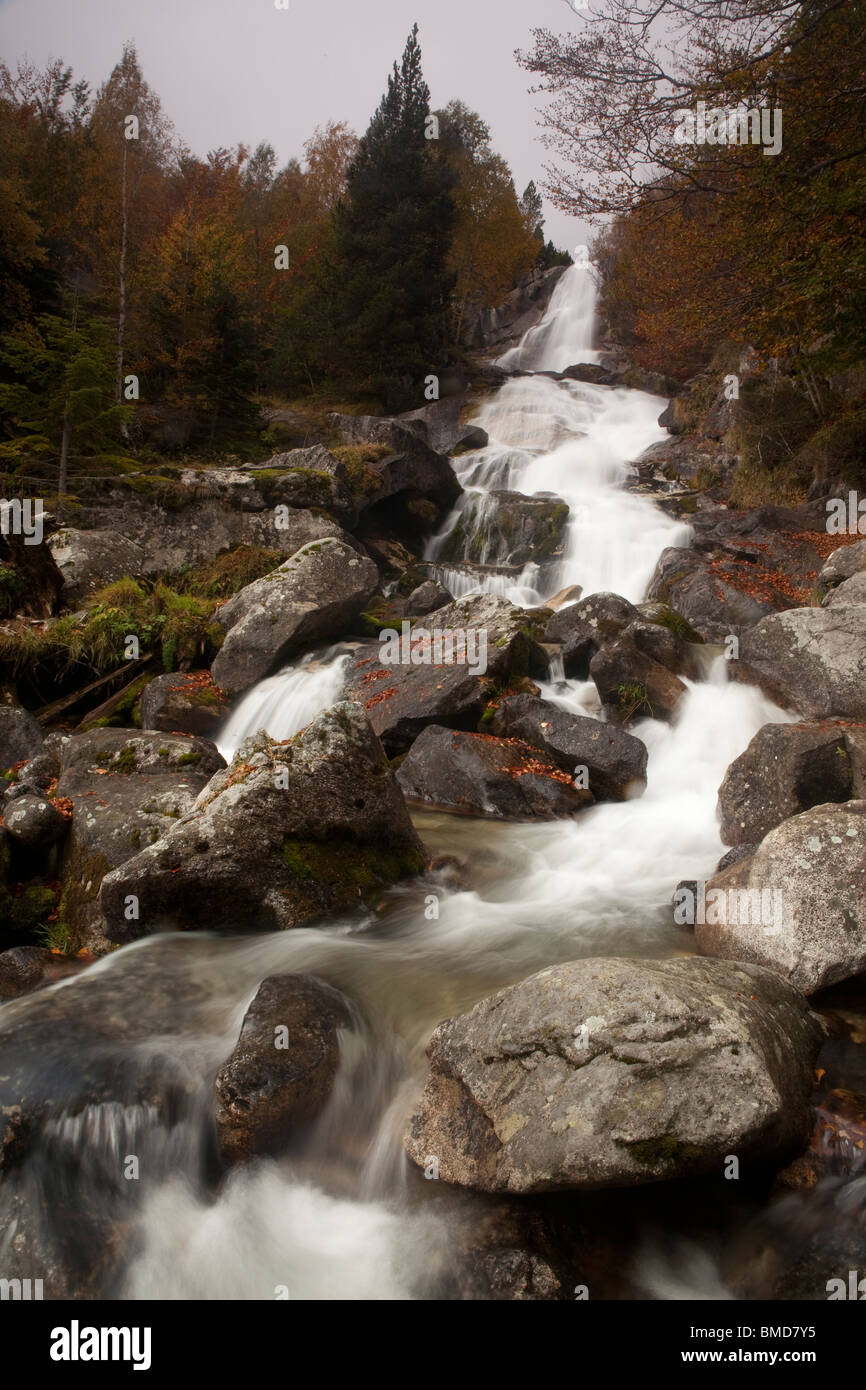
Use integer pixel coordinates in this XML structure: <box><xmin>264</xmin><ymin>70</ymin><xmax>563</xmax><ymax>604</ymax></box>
<box><xmin>738</xmin><ymin>608</ymin><xmax>866</xmax><ymax>719</ymax></box>
<box><xmin>3</xmin><ymin>793</ymin><xmax>69</xmax><ymax>849</ymax></box>
<box><xmin>405</xmin><ymin>579</ymin><xmax>451</xmax><ymax>616</ymax></box>
<box><xmin>717</xmin><ymin>720</ymin><xmax>866</xmax><ymax>846</ymax></box>
<box><xmin>439</xmin><ymin>491</ymin><xmax>569</xmax><ymax>567</ymax></box>
<box><xmin>696</xmin><ymin>801</ymin><xmax>866</xmax><ymax>994</ymax></box>
<box><xmin>544</xmin><ymin>593</ymin><xmax>639</xmax><ymax>678</ymax></box>
<box><xmin>139</xmin><ymin>671</ymin><xmax>230</xmax><ymax>739</ymax></box>
<box><xmin>490</xmin><ymin>694</ymin><xmax>647</xmax><ymax>800</ymax></box>
<box><xmin>0</xmin><ymin>703</ymin><xmax>44</xmax><ymax>773</ymax></box>
<box><xmin>404</xmin><ymin>956</ymin><xmax>823</xmax><ymax>1192</ymax></box>
<box><xmin>823</xmin><ymin>572</ymin><xmax>866</xmax><ymax>608</ymax></box>
<box><xmin>0</xmin><ymin>945</ymin><xmax>62</xmax><ymax>999</ymax></box>
<box><xmin>817</xmin><ymin>539</ymin><xmax>866</xmax><ymax>590</ymax></box>
<box><xmin>327</xmin><ymin>413</ymin><xmax>461</xmax><ymax>517</ymax></box>
<box><xmin>215</xmin><ymin>973</ymin><xmax>355</xmax><ymax>1165</ymax></box>
<box><xmin>399</xmin><ymin>396</ymin><xmax>489</xmax><ymax>456</ymax></box>
<box><xmin>396</xmin><ymin>725</ymin><xmax>592</xmax><ymax>820</ymax></box>
<box><xmin>589</xmin><ymin>637</ymin><xmax>687</xmax><ymax>725</ymax></box>
<box><xmin>48</xmin><ymin>528</ymin><xmax>146</xmax><ymax>604</ymax></box>
<box><xmin>210</xmin><ymin>538</ymin><xmax>379</xmax><ymax>698</ymax></box>
<box><xmin>56</xmin><ymin>728</ymin><xmax>225</xmax><ymax>951</ymax></box>
<box><xmin>341</xmin><ymin>594</ymin><xmax>546</xmax><ymax>755</ymax></box>
<box><xmin>99</xmin><ymin>703</ymin><xmax>426</xmax><ymax>942</ymax></box>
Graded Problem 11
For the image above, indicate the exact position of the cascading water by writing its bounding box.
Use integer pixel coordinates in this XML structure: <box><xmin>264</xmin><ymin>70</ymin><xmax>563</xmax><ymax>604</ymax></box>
<box><xmin>0</xmin><ymin>263</ymin><xmax>815</xmax><ymax>1302</ymax></box>
<box><xmin>425</xmin><ymin>267</ymin><xmax>691</xmax><ymax>605</ymax></box>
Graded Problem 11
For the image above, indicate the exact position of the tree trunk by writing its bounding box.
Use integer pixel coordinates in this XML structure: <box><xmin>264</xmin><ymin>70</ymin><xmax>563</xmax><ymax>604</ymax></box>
<box><xmin>116</xmin><ymin>140</ymin><xmax>129</xmax><ymax>435</ymax></box>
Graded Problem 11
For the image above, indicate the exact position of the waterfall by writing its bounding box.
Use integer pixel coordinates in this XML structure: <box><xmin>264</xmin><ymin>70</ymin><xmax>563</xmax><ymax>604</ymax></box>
<box><xmin>425</xmin><ymin>268</ymin><xmax>691</xmax><ymax>604</ymax></box>
<box><xmin>216</xmin><ymin>647</ymin><xmax>353</xmax><ymax>760</ymax></box>
<box><xmin>497</xmin><ymin>265</ymin><xmax>600</xmax><ymax>373</ymax></box>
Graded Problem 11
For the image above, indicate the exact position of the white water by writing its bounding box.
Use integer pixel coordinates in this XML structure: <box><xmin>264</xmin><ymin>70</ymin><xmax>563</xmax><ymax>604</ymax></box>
<box><xmin>426</xmin><ymin>267</ymin><xmax>691</xmax><ymax>605</ymax></box>
<box><xmin>497</xmin><ymin>264</ymin><xmax>599</xmax><ymax>373</ymax></box>
<box><xmin>0</xmin><ymin>265</ymin><xmax>799</xmax><ymax>1302</ymax></box>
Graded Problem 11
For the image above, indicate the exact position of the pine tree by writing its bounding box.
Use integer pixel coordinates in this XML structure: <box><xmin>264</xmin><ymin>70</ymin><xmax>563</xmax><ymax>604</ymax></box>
<box><xmin>325</xmin><ymin>24</ymin><xmax>455</xmax><ymax>410</ymax></box>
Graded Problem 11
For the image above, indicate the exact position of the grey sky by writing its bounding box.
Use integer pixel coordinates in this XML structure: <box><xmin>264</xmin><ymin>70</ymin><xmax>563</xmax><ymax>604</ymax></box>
<box><xmin>0</xmin><ymin>0</ymin><xmax>593</xmax><ymax>257</ymax></box>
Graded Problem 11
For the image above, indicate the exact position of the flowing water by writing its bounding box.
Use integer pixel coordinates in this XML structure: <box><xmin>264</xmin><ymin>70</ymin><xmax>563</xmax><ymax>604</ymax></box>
<box><xmin>1</xmin><ymin>267</ymin><xmax>837</xmax><ymax>1302</ymax></box>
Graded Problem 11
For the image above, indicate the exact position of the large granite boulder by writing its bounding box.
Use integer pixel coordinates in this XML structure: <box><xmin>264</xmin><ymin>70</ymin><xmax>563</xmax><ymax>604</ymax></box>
<box><xmin>99</xmin><ymin>703</ymin><xmax>426</xmax><ymax>941</ymax></box>
<box><xmin>139</xmin><ymin>671</ymin><xmax>230</xmax><ymax>739</ymax></box>
<box><xmin>405</xmin><ymin>956</ymin><xmax>823</xmax><ymax>1192</ymax></box>
<box><xmin>210</xmin><ymin>538</ymin><xmax>379</xmax><ymax>698</ymax></box>
<box><xmin>489</xmin><ymin>694</ymin><xmax>647</xmax><ymax>801</ymax></box>
<box><xmin>696</xmin><ymin>800</ymin><xmax>866</xmax><ymax>994</ymax></box>
<box><xmin>737</xmin><ymin>608</ymin><xmax>866</xmax><ymax>719</ymax></box>
<box><xmin>717</xmin><ymin>720</ymin><xmax>866</xmax><ymax>846</ymax></box>
<box><xmin>396</xmin><ymin>725</ymin><xmax>593</xmax><ymax>820</ymax></box>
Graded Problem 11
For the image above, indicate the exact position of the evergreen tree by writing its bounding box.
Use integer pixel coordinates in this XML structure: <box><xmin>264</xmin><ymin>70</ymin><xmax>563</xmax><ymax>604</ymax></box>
<box><xmin>325</xmin><ymin>25</ymin><xmax>455</xmax><ymax>409</ymax></box>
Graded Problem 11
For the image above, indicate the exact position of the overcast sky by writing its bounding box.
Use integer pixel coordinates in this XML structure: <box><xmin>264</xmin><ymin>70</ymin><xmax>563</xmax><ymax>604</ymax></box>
<box><xmin>0</xmin><ymin>0</ymin><xmax>593</xmax><ymax>255</ymax></box>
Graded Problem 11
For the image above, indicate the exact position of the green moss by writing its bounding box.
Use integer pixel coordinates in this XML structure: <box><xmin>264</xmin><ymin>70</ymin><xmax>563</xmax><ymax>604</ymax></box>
<box><xmin>177</xmin><ymin>751</ymin><xmax>202</xmax><ymax>766</ymax></box>
<box><xmin>625</xmin><ymin>1135</ymin><xmax>708</xmax><ymax>1168</ymax></box>
<box><xmin>281</xmin><ymin>836</ymin><xmax>426</xmax><ymax>899</ymax></box>
<box><xmin>110</xmin><ymin>745</ymin><xmax>138</xmax><ymax>775</ymax></box>
<box><xmin>650</xmin><ymin>608</ymin><xmax>704</xmax><ymax>643</ymax></box>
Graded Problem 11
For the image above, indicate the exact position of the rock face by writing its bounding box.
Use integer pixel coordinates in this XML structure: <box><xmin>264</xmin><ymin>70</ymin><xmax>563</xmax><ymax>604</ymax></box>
<box><xmin>717</xmin><ymin>720</ymin><xmax>866</xmax><ymax>845</ymax></box>
<box><xmin>817</xmin><ymin>538</ymin><xmax>866</xmax><ymax>590</ymax></box>
<box><xmin>738</xmin><ymin>608</ymin><xmax>866</xmax><ymax>719</ymax></box>
<box><xmin>405</xmin><ymin>957</ymin><xmax>822</xmax><ymax>1193</ymax></box>
<box><xmin>99</xmin><ymin>703</ymin><xmax>426</xmax><ymax>942</ymax></box>
<box><xmin>405</xmin><ymin>579</ymin><xmax>451</xmax><ymax>616</ymax></box>
<box><xmin>0</xmin><ymin>703</ymin><xmax>44</xmax><ymax>772</ymax></box>
<box><xmin>462</xmin><ymin>265</ymin><xmax>567</xmax><ymax>355</ymax></box>
<box><xmin>215</xmin><ymin>974</ymin><xmax>355</xmax><ymax>1165</ymax></box>
<box><xmin>211</xmin><ymin>538</ymin><xmax>379</xmax><ymax>698</ymax></box>
<box><xmin>55</xmin><ymin>729</ymin><xmax>226</xmax><ymax>950</ymax></box>
<box><xmin>48</xmin><ymin>528</ymin><xmax>146</xmax><ymax>604</ymax></box>
<box><xmin>490</xmin><ymin>694</ymin><xmax>647</xmax><ymax>801</ymax></box>
<box><xmin>0</xmin><ymin>529</ymin><xmax>64</xmax><ymax>618</ymax></box>
<box><xmin>342</xmin><ymin>594</ymin><xmax>545</xmax><ymax>755</ymax></box>
<box><xmin>139</xmin><ymin>671</ymin><xmax>230</xmax><ymax>739</ymax></box>
<box><xmin>399</xmin><ymin>396</ymin><xmax>489</xmax><ymax>456</ymax></box>
<box><xmin>439</xmin><ymin>492</ymin><xmax>569</xmax><ymax>567</ymax></box>
<box><xmin>396</xmin><ymin>726</ymin><xmax>592</xmax><ymax>820</ymax></box>
<box><xmin>326</xmin><ymin>414</ymin><xmax>461</xmax><ymax>519</ymax></box>
<box><xmin>823</xmin><ymin>572</ymin><xmax>866</xmax><ymax>608</ymax></box>
<box><xmin>696</xmin><ymin>801</ymin><xmax>866</xmax><ymax>995</ymax></box>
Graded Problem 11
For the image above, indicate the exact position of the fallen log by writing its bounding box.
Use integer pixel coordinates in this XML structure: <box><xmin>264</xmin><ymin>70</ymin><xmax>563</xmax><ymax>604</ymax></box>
<box><xmin>34</xmin><ymin>654</ymin><xmax>155</xmax><ymax>725</ymax></box>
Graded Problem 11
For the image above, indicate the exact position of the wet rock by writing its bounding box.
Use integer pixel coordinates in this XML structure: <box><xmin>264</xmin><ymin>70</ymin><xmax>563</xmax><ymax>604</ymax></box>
<box><xmin>211</xmin><ymin>538</ymin><xmax>379</xmax><ymax>698</ymax></box>
<box><xmin>48</xmin><ymin>528</ymin><xmax>146</xmax><ymax>604</ymax></box>
<box><xmin>99</xmin><ymin>703</ymin><xmax>426</xmax><ymax>941</ymax></box>
<box><xmin>0</xmin><ymin>945</ymin><xmax>57</xmax><ymax>998</ymax></box>
<box><xmin>396</xmin><ymin>725</ymin><xmax>592</xmax><ymax>820</ymax></box>
<box><xmin>404</xmin><ymin>956</ymin><xmax>823</xmax><ymax>1192</ymax></box>
<box><xmin>696</xmin><ymin>801</ymin><xmax>866</xmax><ymax>993</ymax></box>
<box><xmin>544</xmin><ymin>585</ymin><xmax>582</xmax><ymax>613</ymax></box>
<box><xmin>56</xmin><ymin>728</ymin><xmax>225</xmax><ymax>951</ymax></box>
<box><xmin>405</xmin><ymin>579</ymin><xmax>451</xmax><ymax>616</ymax></box>
<box><xmin>439</xmin><ymin>492</ymin><xmax>568</xmax><ymax>568</ymax></box>
<box><xmin>139</xmin><ymin>671</ymin><xmax>230</xmax><ymax>739</ymax></box>
<box><xmin>326</xmin><ymin>413</ymin><xmax>461</xmax><ymax>518</ymax></box>
<box><xmin>399</xmin><ymin>396</ymin><xmax>489</xmax><ymax>455</ymax></box>
<box><xmin>717</xmin><ymin>720</ymin><xmax>866</xmax><ymax>846</ymax></box>
<box><xmin>544</xmin><ymin>592</ymin><xmax>639</xmax><ymax>678</ymax></box>
<box><xmin>215</xmin><ymin>973</ymin><xmax>355</xmax><ymax>1165</ymax></box>
<box><xmin>738</xmin><ymin>608</ymin><xmax>866</xmax><ymax>719</ymax></box>
<box><xmin>0</xmin><ymin>703</ymin><xmax>44</xmax><ymax>773</ymax></box>
<box><xmin>589</xmin><ymin>636</ymin><xmax>687</xmax><ymax>725</ymax></box>
<box><xmin>463</xmin><ymin>265</ymin><xmax>567</xmax><ymax>355</ymax></box>
<box><xmin>341</xmin><ymin>594</ymin><xmax>546</xmax><ymax>755</ymax></box>
<box><xmin>489</xmin><ymin>694</ymin><xmax>647</xmax><ymax>801</ymax></box>
<box><xmin>3</xmin><ymin>793</ymin><xmax>69</xmax><ymax>849</ymax></box>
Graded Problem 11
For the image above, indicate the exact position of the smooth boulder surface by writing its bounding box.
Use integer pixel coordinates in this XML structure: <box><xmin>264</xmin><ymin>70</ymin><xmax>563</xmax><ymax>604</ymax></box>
<box><xmin>405</xmin><ymin>957</ymin><xmax>822</xmax><ymax>1193</ymax></box>
<box><xmin>717</xmin><ymin>720</ymin><xmax>866</xmax><ymax>846</ymax></box>
<box><xmin>490</xmin><ymin>694</ymin><xmax>647</xmax><ymax>801</ymax></box>
<box><xmin>738</xmin><ymin>608</ymin><xmax>866</xmax><ymax>719</ymax></box>
<box><xmin>822</xmin><ymin>572</ymin><xmax>866</xmax><ymax>608</ymax></box>
<box><xmin>342</xmin><ymin>594</ymin><xmax>545</xmax><ymax>755</ymax></box>
<box><xmin>56</xmin><ymin>729</ymin><xmax>225</xmax><ymax>950</ymax></box>
<box><xmin>396</xmin><ymin>725</ymin><xmax>592</xmax><ymax>820</ymax></box>
<box><xmin>817</xmin><ymin>539</ymin><xmax>866</xmax><ymax>589</ymax></box>
<box><xmin>100</xmin><ymin>703</ymin><xmax>426</xmax><ymax>941</ymax></box>
<box><xmin>215</xmin><ymin>974</ymin><xmax>355</xmax><ymax>1165</ymax></box>
<box><xmin>0</xmin><ymin>703</ymin><xmax>44</xmax><ymax>773</ymax></box>
<box><xmin>211</xmin><ymin>538</ymin><xmax>379</xmax><ymax>698</ymax></box>
<box><xmin>139</xmin><ymin>671</ymin><xmax>230</xmax><ymax>739</ymax></box>
<box><xmin>696</xmin><ymin>801</ymin><xmax>866</xmax><ymax>994</ymax></box>
<box><xmin>3</xmin><ymin>793</ymin><xmax>69</xmax><ymax>848</ymax></box>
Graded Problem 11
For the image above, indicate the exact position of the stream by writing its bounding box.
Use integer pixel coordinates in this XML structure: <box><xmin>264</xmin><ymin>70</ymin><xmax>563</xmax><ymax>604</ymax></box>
<box><xmin>1</xmin><ymin>265</ymin><xmax>858</xmax><ymax>1302</ymax></box>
